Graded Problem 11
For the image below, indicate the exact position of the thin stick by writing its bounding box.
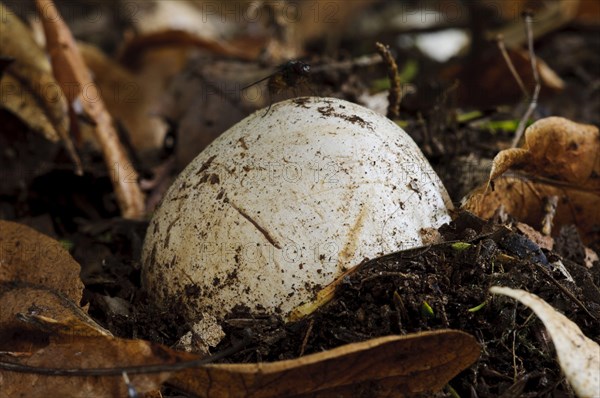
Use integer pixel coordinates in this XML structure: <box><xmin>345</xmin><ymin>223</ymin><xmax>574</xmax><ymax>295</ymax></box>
<box><xmin>511</xmin><ymin>11</ymin><xmax>541</xmax><ymax>148</ymax></box>
<box><xmin>0</xmin><ymin>337</ymin><xmax>249</xmax><ymax>376</ymax></box>
<box><xmin>534</xmin><ymin>262</ymin><xmax>597</xmax><ymax>322</ymax></box>
<box><xmin>541</xmin><ymin>195</ymin><xmax>558</xmax><ymax>236</ymax></box>
<box><xmin>36</xmin><ymin>0</ymin><xmax>145</xmax><ymax>218</ymax></box>
<box><xmin>512</xmin><ymin>330</ymin><xmax>518</xmax><ymax>382</ymax></box>
<box><xmin>375</xmin><ymin>42</ymin><xmax>402</xmax><ymax>119</ymax></box>
<box><xmin>122</xmin><ymin>372</ymin><xmax>139</xmax><ymax>398</ymax></box>
<box><xmin>299</xmin><ymin>318</ymin><xmax>314</xmax><ymax>357</ymax></box>
<box><xmin>496</xmin><ymin>34</ymin><xmax>528</xmax><ymax>99</ymax></box>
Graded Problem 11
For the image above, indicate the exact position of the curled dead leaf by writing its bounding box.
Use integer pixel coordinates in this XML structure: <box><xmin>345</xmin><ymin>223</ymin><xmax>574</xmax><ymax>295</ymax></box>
<box><xmin>491</xmin><ymin>117</ymin><xmax>600</xmax><ymax>187</ymax></box>
<box><xmin>464</xmin><ymin>117</ymin><xmax>600</xmax><ymax>244</ymax></box>
<box><xmin>489</xmin><ymin>147</ymin><xmax>528</xmax><ymax>181</ymax></box>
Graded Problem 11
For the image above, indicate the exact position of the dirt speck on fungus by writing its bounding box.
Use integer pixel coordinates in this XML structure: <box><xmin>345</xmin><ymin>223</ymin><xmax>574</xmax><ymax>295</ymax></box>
<box><xmin>196</xmin><ymin>155</ymin><xmax>217</xmax><ymax>175</ymax></box>
<box><xmin>316</xmin><ymin>104</ymin><xmax>374</xmax><ymax>131</ymax></box>
<box><xmin>292</xmin><ymin>97</ymin><xmax>311</xmax><ymax>108</ymax></box>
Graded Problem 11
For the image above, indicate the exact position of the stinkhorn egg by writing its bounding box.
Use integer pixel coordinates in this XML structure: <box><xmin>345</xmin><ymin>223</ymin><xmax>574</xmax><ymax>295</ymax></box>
<box><xmin>142</xmin><ymin>97</ymin><xmax>453</xmax><ymax>326</ymax></box>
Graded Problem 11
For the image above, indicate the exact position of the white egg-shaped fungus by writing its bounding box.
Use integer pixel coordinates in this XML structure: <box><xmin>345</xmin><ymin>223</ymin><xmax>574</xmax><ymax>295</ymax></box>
<box><xmin>142</xmin><ymin>97</ymin><xmax>452</xmax><ymax>324</ymax></box>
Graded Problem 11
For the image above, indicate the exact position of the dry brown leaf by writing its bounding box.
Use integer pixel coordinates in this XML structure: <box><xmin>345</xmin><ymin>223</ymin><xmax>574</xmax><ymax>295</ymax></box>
<box><xmin>0</xmin><ymin>3</ymin><xmax>81</xmax><ymax>173</ymax></box>
<box><xmin>0</xmin><ymin>220</ymin><xmax>84</xmax><ymax>302</ymax></box>
<box><xmin>491</xmin><ymin>117</ymin><xmax>600</xmax><ymax>188</ymax></box>
<box><xmin>464</xmin><ymin>117</ymin><xmax>600</xmax><ymax>244</ymax></box>
<box><xmin>0</xmin><ymin>257</ymin><xmax>168</xmax><ymax>398</ymax></box>
<box><xmin>491</xmin><ymin>286</ymin><xmax>600</xmax><ymax>398</ymax></box>
<box><xmin>117</xmin><ymin>0</ymin><xmax>262</xmax><ymax>64</ymax></box>
<box><xmin>530</xmin><ymin>117</ymin><xmax>600</xmax><ymax>186</ymax></box>
<box><xmin>171</xmin><ymin>330</ymin><xmax>479</xmax><ymax>398</ymax></box>
<box><xmin>0</xmin><ymin>334</ymin><xmax>196</xmax><ymax>398</ymax></box>
<box><xmin>118</xmin><ymin>29</ymin><xmax>258</xmax><ymax>69</ymax></box>
<box><xmin>35</xmin><ymin>0</ymin><xmax>145</xmax><ymax>219</ymax></box>
<box><xmin>463</xmin><ymin>176</ymin><xmax>600</xmax><ymax>244</ymax></box>
<box><xmin>157</xmin><ymin>58</ymin><xmax>254</xmax><ymax>168</ymax></box>
<box><xmin>0</xmin><ymin>331</ymin><xmax>478</xmax><ymax>398</ymax></box>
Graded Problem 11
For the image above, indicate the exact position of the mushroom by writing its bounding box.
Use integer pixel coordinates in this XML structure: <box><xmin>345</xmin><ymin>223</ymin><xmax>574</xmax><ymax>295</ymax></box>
<box><xmin>142</xmin><ymin>97</ymin><xmax>453</xmax><ymax>328</ymax></box>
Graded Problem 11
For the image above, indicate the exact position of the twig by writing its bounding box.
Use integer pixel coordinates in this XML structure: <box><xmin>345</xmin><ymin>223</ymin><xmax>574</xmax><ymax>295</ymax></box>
<box><xmin>122</xmin><ymin>372</ymin><xmax>139</xmax><ymax>398</ymax></box>
<box><xmin>511</xmin><ymin>11</ymin><xmax>541</xmax><ymax>148</ymax></box>
<box><xmin>0</xmin><ymin>336</ymin><xmax>250</xmax><ymax>376</ymax></box>
<box><xmin>496</xmin><ymin>34</ymin><xmax>528</xmax><ymax>99</ymax></box>
<box><xmin>36</xmin><ymin>0</ymin><xmax>145</xmax><ymax>219</ymax></box>
<box><xmin>299</xmin><ymin>318</ymin><xmax>314</xmax><ymax>357</ymax></box>
<box><xmin>512</xmin><ymin>330</ymin><xmax>518</xmax><ymax>382</ymax></box>
<box><xmin>541</xmin><ymin>195</ymin><xmax>558</xmax><ymax>236</ymax></box>
<box><xmin>534</xmin><ymin>262</ymin><xmax>598</xmax><ymax>322</ymax></box>
<box><xmin>375</xmin><ymin>42</ymin><xmax>402</xmax><ymax>119</ymax></box>
<box><xmin>312</xmin><ymin>53</ymin><xmax>382</xmax><ymax>72</ymax></box>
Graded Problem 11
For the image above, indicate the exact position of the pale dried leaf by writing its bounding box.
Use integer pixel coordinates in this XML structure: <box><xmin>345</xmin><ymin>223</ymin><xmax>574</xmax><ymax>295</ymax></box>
<box><xmin>490</xmin><ymin>286</ymin><xmax>600</xmax><ymax>398</ymax></box>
